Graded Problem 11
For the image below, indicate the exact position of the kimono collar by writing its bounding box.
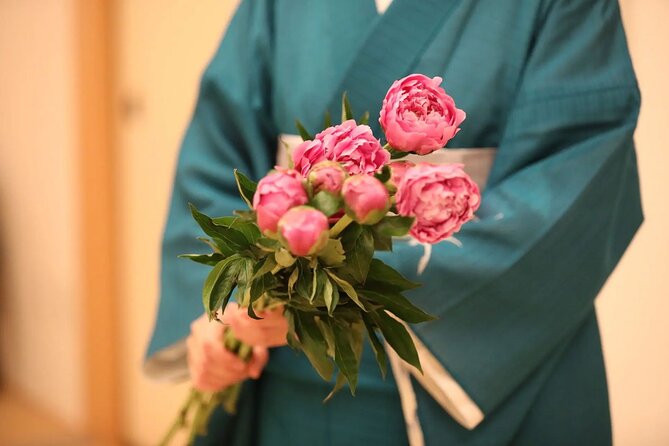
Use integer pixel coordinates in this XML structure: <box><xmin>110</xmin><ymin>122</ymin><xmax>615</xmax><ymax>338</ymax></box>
<box><xmin>324</xmin><ymin>0</ymin><xmax>460</xmax><ymax>132</ymax></box>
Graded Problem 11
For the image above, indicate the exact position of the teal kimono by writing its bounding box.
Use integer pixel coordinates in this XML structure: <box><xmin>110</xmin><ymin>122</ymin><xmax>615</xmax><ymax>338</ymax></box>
<box><xmin>146</xmin><ymin>0</ymin><xmax>642</xmax><ymax>444</ymax></box>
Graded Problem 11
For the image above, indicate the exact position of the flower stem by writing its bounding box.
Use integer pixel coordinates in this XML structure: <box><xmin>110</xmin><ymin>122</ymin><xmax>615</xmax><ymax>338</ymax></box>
<box><xmin>158</xmin><ymin>388</ymin><xmax>198</xmax><ymax>446</ymax></box>
<box><xmin>329</xmin><ymin>214</ymin><xmax>353</xmax><ymax>238</ymax></box>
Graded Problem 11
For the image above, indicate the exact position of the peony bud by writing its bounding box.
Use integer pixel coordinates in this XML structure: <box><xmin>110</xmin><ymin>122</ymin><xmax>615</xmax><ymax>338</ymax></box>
<box><xmin>308</xmin><ymin>161</ymin><xmax>347</xmax><ymax>194</ymax></box>
<box><xmin>342</xmin><ymin>175</ymin><xmax>390</xmax><ymax>225</ymax></box>
<box><xmin>277</xmin><ymin>206</ymin><xmax>330</xmax><ymax>256</ymax></box>
<box><xmin>253</xmin><ymin>170</ymin><xmax>308</xmax><ymax>234</ymax></box>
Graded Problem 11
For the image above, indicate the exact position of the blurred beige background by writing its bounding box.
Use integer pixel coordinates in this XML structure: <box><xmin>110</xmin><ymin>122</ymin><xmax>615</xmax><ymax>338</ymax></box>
<box><xmin>0</xmin><ymin>0</ymin><xmax>667</xmax><ymax>445</ymax></box>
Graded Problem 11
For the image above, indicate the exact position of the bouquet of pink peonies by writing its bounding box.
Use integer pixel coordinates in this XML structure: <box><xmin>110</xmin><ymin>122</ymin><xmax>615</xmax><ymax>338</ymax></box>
<box><xmin>160</xmin><ymin>74</ymin><xmax>480</xmax><ymax>445</ymax></box>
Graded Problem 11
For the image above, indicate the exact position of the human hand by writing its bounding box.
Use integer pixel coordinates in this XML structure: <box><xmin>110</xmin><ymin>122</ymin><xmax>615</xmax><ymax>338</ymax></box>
<box><xmin>219</xmin><ymin>302</ymin><xmax>289</xmax><ymax>348</ymax></box>
<box><xmin>187</xmin><ymin>312</ymin><xmax>269</xmax><ymax>392</ymax></box>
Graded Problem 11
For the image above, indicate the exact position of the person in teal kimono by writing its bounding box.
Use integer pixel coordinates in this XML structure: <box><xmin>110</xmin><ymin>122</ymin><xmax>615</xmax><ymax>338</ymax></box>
<box><xmin>145</xmin><ymin>0</ymin><xmax>643</xmax><ymax>444</ymax></box>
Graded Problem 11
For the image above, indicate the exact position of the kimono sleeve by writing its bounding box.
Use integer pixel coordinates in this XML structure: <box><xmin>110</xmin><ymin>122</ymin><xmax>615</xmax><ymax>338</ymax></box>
<box><xmin>144</xmin><ymin>0</ymin><xmax>276</xmax><ymax>376</ymax></box>
<box><xmin>384</xmin><ymin>0</ymin><xmax>643</xmax><ymax>419</ymax></box>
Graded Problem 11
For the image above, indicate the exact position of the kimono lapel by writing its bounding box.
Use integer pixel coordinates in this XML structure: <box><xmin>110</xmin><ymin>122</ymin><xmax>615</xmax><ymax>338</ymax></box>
<box><xmin>325</xmin><ymin>0</ymin><xmax>460</xmax><ymax>132</ymax></box>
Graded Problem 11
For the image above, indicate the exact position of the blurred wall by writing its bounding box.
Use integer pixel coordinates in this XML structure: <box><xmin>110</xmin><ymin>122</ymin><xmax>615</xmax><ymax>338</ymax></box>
<box><xmin>0</xmin><ymin>0</ymin><xmax>83</xmax><ymax>428</ymax></box>
<box><xmin>596</xmin><ymin>1</ymin><xmax>669</xmax><ymax>444</ymax></box>
<box><xmin>113</xmin><ymin>0</ymin><xmax>237</xmax><ymax>443</ymax></box>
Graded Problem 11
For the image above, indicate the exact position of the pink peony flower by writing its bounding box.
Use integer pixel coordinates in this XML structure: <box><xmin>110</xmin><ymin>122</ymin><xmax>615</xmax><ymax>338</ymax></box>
<box><xmin>253</xmin><ymin>170</ymin><xmax>308</xmax><ymax>234</ymax></box>
<box><xmin>292</xmin><ymin>120</ymin><xmax>390</xmax><ymax>176</ymax></box>
<box><xmin>277</xmin><ymin>206</ymin><xmax>329</xmax><ymax>256</ymax></box>
<box><xmin>308</xmin><ymin>161</ymin><xmax>347</xmax><ymax>194</ymax></box>
<box><xmin>395</xmin><ymin>163</ymin><xmax>480</xmax><ymax>243</ymax></box>
<box><xmin>342</xmin><ymin>175</ymin><xmax>390</xmax><ymax>225</ymax></box>
<box><xmin>379</xmin><ymin>74</ymin><xmax>466</xmax><ymax>155</ymax></box>
<box><xmin>292</xmin><ymin>140</ymin><xmax>327</xmax><ymax>177</ymax></box>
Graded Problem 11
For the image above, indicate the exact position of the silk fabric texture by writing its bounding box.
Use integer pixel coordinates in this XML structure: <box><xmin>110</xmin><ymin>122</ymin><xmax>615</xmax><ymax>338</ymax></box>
<box><xmin>147</xmin><ymin>1</ymin><xmax>642</xmax><ymax>444</ymax></box>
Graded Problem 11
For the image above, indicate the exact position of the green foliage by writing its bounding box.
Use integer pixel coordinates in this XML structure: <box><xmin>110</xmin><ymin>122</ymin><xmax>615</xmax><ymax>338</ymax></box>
<box><xmin>373</xmin><ymin>215</ymin><xmax>415</xmax><ymax>237</ymax></box>
<box><xmin>202</xmin><ymin>255</ymin><xmax>243</xmax><ymax>318</ymax></box>
<box><xmin>294</xmin><ymin>312</ymin><xmax>334</xmax><ymax>381</ymax></box>
<box><xmin>366</xmin><ymin>258</ymin><xmax>421</xmax><ymax>291</ymax></box>
<box><xmin>358</xmin><ymin>111</ymin><xmax>370</xmax><ymax>125</ymax></box>
<box><xmin>341</xmin><ymin>91</ymin><xmax>354</xmax><ymax>123</ymax></box>
<box><xmin>212</xmin><ymin>216</ymin><xmax>261</xmax><ymax>244</ymax></box>
<box><xmin>372</xmin><ymin>310</ymin><xmax>422</xmax><ymax>373</ymax></box>
<box><xmin>359</xmin><ymin>289</ymin><xmax>434</xmax><ymax>323</ymax></box>
<box><xmin>375</xmin><ymin>165</ymin><xmax>391</xmax><ymax>183</ymax></box>
<box><xmin>338</xmin><ymin>224</ymin><xmax>374</xmax><ymax>284</ymax></box>
<box><xmin>189</xmin><ymin>204</ymin><xmax>249</xmax><ymax>255</ymax></box>
<box><xmin>362</xmin><ymin>314</ymin><xmax>387</xmax><ymax>378</ymax></box>
<box><xmin>295</xmin><ymin>119</ymin><xmax>314</xmax><ymax>141</ymax></box>
<box><xmin>178</xmin><ymin>253</ymin><xmax>224</xmax><ymax>266</ymax></box>
<box><xmin>233</xmin><ymin>170</ymin><xmax>257</xmax><ymax>208</ymax></box>
<box><xmin>331</xmin><ymin>321</ymin><xmax>359</xmax><ymax>395</ymax></box>
<box><xmin>323</xmin><ymin>110</ymin><xmax>332</xmax><ymax>128</ymax></box>
<box><xmin>317</xmin><ymin>238</ymin><xmax>346</xmax><ymax>267</ymax></box>
<box><xmin>311</xmin><ymin>190</ymin><xmax>342</xmax><ymax>217</ymax></box>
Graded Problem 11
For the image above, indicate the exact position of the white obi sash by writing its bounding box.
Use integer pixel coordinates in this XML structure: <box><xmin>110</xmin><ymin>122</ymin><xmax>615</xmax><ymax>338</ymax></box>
<box><xmin>276</xmin><ymin>134</ymin><xmax>496</xmax><ymax>191</ymax></box>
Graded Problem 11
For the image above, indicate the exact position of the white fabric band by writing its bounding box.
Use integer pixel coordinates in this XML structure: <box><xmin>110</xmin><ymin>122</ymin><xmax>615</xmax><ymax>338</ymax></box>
<box><xmin>277</xmin><ymin>134</ymin><xmax>496</xmax><ymax>191</ymax></box>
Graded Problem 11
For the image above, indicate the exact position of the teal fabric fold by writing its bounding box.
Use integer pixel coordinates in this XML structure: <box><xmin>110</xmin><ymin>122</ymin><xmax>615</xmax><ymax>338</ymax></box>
<box><xmin>379</xmin><ymin>0</ymin><xmax>642</xmax><ymax>418</ymax></box>
<box><xmin>323</xmin><ymin>0</ymin><xmax>460</xmax><ymax>134</ymax></box>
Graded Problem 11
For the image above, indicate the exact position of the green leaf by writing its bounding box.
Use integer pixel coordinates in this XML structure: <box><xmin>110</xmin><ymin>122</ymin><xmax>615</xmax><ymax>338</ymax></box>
<box><xmin>295</xmin><ymin>119</ymin><xmax>314</xmax><ymax>141</ymax></box>
<box><xmin>317</xmin><ymin>238</ymin><xmax>346</xmax><ymax>267</ymax></box>
<box><xmin>323</xmin><ymin>372</ymin><xmax>347</xmax><ymax>403</ymax></box>
<box><xmin>340</xmin><ymin>225</ymin><xmax>374</xmax><ymax>284</ymax></box>
<box><xmin>341</xmin><ymin>91</ymin><xmax>354</xmax><ymax>123</ymax></box>
<box><xmin>296</xmin><ymin>313</ymin><xmax>334</xmax><ymax>381</ymax></box>
<box><xmin>311</xmin><ymin>190</ymin><xmax>342</xmax><ymax>217</ymax></box>
<box><xmin>253</xmin><ymin>255</ymin><xmax>278</xmax><ymax>280</ymax></box>
<box><xmin>189</xmin><ymin>204</ymin><xmax>249</xmax><ymax>252</ymax></box>
<box><xmin>373</xmin><ymin>311</ymin><xmax>422</xmax><ymax>373</ymax></box>
<box><xmin>315</xmin><ymin>316</ymin><xmax>336</xmax><ymax>357</ymax></box>
<box><xmin>374</xmin><ymin>165</ymin><xmax>391</xmax><ymax>183</ymax></box>
<box><xmin>323</xmin><ymin>110</ymin><xmax>332</xmax><ymax>128</ymax></box>
<box><xmin>233</xmin><ymin>170</ymin><xmax>257</xmax><ymax>208</ymax></box>
<box><xmin>295</xmin><ymin>260</ymin><xmax>314</xmax><ymax>301</ymax></box>
<box><xmin>373</xmin><ymin>215</ymin><xmax>415</xmax><ymax>238</ymax></box>
<box><xmin>275</xmin><ymin>249</ymin><xmax>296</xmax><ymax>268</ymax></box>
<box><xmin>197</xmin><ymin>237</ymin><xmax>221</xmax><ymax>254</ymax></box>
<box><xmin>370</xmin><ymin>225</ymin><xmax>393</xmax><ymax>251</ymax></box>
<box><xmin>359</xmin><ymin>289</ymin><xmax>435</xmax><ymax>323</ymax></box>
<box><xmin>389</xmin><ymin>147</ymin><xmax>408</xmax><ymax>160</ymax></box>
<box><xmin>325</xmin><ymin>270</ymin><xmax>365</xmax><ymax>310</ymax></box>
<box><xmin>202</xmin><ymin>255</ymin><xmax>242</xmax><ymax>318</ymax></box>
<box><xmin>362</xmin><ymin>314</ymin><xmax>387</xmax><ymax>378</ymax></box>
<box><xmin>331</xmin><ymin>321</ymin><xmax>358</xmax><ymax>394</ymax></box>
<box><xmin>366</xmin><ymin>258</ymin><xmax>421</xmax><ymax>291</ymax></box>
<box><xmin>359</xmin><ymin>110</ymin><xmax>370</xmax><ymax>125</ymax></box>
<box><xmin>287</xmin><ymin>267</ymin><xmax>299</xmax><ymax>298</ymax></box>
<box><xmin>250</xmin><ymin>272</ymin><xmax>279</xmax><ymax>303</ymax></box>
<box><xmin>212</xmin><ymin>216</ymin><xmax>261</xmax><ymax>244</ymax></box>
<box><xmin>284</xmin><ymin>309</ymin><xmax>301</xmax><ymax>350</ymax></box>
<box><xmin>178</xmin><ymin>253</ymin><xmax>224</xmax><ymax>266</ymax></box>
<box><xmin>256</xmin><ymin>237</ymin><xmax>281</xmax><ymax>252</ymax></box>
<box><xmin>322</xmin><ymin>273</ymin><xmax>340</xmax><ymax>315</ymax></box>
